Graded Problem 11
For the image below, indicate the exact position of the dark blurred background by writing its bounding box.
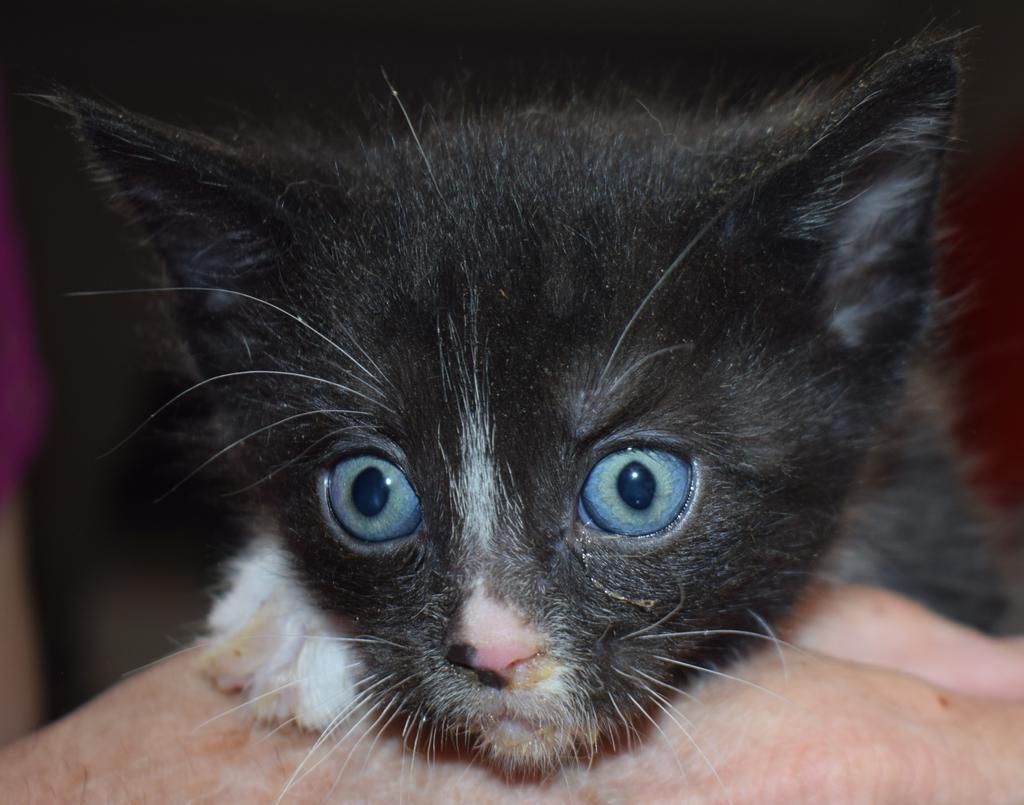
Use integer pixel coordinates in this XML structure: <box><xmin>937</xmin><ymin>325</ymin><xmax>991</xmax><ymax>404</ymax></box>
<box><xmin>3</xmin><ymin>1</ymin><xmax>1023</xmax><ymax>720</ymax></box>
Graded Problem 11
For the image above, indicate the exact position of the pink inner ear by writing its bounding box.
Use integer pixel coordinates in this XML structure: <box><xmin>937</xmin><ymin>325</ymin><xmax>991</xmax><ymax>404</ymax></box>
<box><xmin>458</xmin><ymin>585</ymin><xmax>544</xmax><ymax>672</ymax></box>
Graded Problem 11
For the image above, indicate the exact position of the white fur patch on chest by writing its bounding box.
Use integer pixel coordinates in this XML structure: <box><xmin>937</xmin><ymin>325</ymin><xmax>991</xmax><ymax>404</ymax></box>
<box><xmin>200</xmin><ymin>538</ymin><xmax>359</xmax><ymax>731</ymax></box>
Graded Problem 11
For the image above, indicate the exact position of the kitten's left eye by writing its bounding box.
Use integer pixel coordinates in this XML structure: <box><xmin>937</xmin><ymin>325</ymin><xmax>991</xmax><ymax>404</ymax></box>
<box><xmin>579</xmin><ymin>448</ymin><xmax>693</xmax><ymax>536</ymax></box>
<box><xmin>327</xmin><ymin>455</ymin><xmax>422</xmax><ymax>542</ymax></box>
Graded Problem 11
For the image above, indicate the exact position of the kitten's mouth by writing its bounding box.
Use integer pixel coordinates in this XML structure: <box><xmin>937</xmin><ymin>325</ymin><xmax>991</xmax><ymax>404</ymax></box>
<box><xmin>453</xmin><ymin>654</ymin><xmax>598</xmax><ymax>770</ymax></box>
<box><xmin>468</xmin><ymin>693</ymin><xmax>595</xmax><ymax>771</ymax></box>
<box><xmin>473</xmin><ymin>709</ymin><xmax>577</xmax><ymax>769</ymax></box>
<box><xmin>483</xmin><ymin>710</ymin><xmax>564</xmax><ymax>746</ymax></box>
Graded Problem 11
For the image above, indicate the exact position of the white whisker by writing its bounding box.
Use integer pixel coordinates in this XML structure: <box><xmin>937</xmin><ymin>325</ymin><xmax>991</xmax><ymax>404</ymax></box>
<box><xmin>221</xmin><ymin>424</ymin><xmax>367</xmax><ymax>496</ymax></box>
<box><xmin>399</xmin><ymin>706</ymin><xmax>423</xmax><ymax>805</ymax></box>
<box><xmin>155</xmin><ymin>408</ymin><xmax>356</xmax><ymax>502</ymax></box>
<box><xmin>747</xmin><ymin>610</ymin><xmax>789</xmax><ymax>679</ymax></box>
<box><xmin>626</xmin><ymin>691</ymin><xmax>687</xmax><ymax>779</ymax></box>
<box><xmin>68</xmin><ymin>286</ymin><xmax>390</xmax><ymax>391</ymax></box>
<box><xmin>275</xmin><ymin>673</ymin><xmax>394</xmax><ymax>803</ymax></box>
<box><xmin>120</xmin><ymin>642</ymin><xmax>210</xmax><ymax>677</ymax></box>
<box><xmin>192</xmin><ymin>663</ymin><xmax>356</xmax><ymax>734</ymax></box>
<box><xmin>636</xmin><ymin>627</ymin><xmax>806</xmax><ymax>654</ymax></box>
<box><xmin>359</xmin><ymin>692</ymin><xmax>408</xmax><ymax>771</ymax></box>
<box><xmin>599</xmin><ymin>191</ymin><xmax>743</xmax><ymax>383</ymax></box>
<box><xmin>604</xmin><ymin>342</ymin><xmax>695</xmax><ymax>397</ymax></box>
<box><xmin>192</xmin><ymin>677</ymin><xmax>303</xmax><ymax>732</ymax></box>
<box><xmin>256</xmin><ymin>671</ymin><xmax>394</xmax><ymax>748</ymax></box>
<box><xmin>607</xmin><ymin>691</ymin><xmax>641</xmax><ymax>752</ymax></box>
<box><xmin>124</xmin><ymin>626</ymin><xmax>408</xmax><ymax>696</ymax></box>
<box><xmin>303</xmin><ymin>676</ymin><xmax>413</xmax><ymax>796</ymax></box>
<box><xmin>641</xmin><ymin>685</ymin><xmax>729</xmax><ymax>804</ymax></box>
<box><xmin>257</xmin><ymin>715</ymin><xmax>301</xmax><ymax>743</ymax></box>
<box><xmin>406</xmin><ymin>708</ymin><xmax>426</xmax><ymax>793</ymax></box>
<box><xmin>370</xmin><ymin>690</ymin><xmax>409</xmax><ymax>745</ymax></box>
<box><xmin>614</xmin><ymin>669</ymin><xmax>696</xmax><ymax>731</ymax></box>
<box><xmin>652</xmin><ymin>654</ymin><xmax>790</xmax><ymax>703</ymax></box>
<box><xmin>618</xmin><ymin>585</ymin><xmax>687</xmax><ymax>641</ymax></box>
<box><xmin>631</xmin><ymin>666</ymin><xmax>701</xmax><ymax>704</ymax></box>
<box><xmin>99</xmin><ymin>368</ymin><xmax>390</xmax><ymax>459</ymax></box>
<box><xmin>230</xmin><ymin>632</ymin><xmax>412</xmax><ymax>652</ymax></box>
<box><xmin>380</xmin><ymin>69</ymin><xmax>454</xmax><ymax>221</ymax></box>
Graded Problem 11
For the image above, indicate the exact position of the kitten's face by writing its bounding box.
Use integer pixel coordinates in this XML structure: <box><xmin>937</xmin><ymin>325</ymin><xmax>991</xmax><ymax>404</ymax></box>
<box><xmin>260</xmin><ymin>137</ymin><xmax>859</xmax><ymax>767</ymax></box>
<box><xmin>65</xmin><ymin>40</ymin><xmax>957</xmax><ymax>770</ymax></box>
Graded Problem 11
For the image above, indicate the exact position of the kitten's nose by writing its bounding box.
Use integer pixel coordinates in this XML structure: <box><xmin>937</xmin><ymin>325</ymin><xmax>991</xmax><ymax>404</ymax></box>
<box><xmin>445</xmin><ymin>641</ymin><xmax>541</xmax><ymax>688</ymax></box>
<box><xmin>446</xmin><ymin>585</ymin><xmax>544</xmax><ymax>689</ymax></box>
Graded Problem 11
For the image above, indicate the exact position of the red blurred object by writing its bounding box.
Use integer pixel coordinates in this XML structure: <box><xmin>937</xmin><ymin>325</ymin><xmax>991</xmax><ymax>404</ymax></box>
<box><xmin>945</xmin><ymin>143</ymin><xmax>1024</xmax><ymax>509</ymax></box>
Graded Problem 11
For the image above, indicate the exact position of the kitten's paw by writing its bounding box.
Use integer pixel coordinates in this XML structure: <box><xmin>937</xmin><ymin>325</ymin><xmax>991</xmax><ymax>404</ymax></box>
<box><xmin>200</xmin><ymin>539</ymin><xmax>357</xmax><ymax>730</ymax></box>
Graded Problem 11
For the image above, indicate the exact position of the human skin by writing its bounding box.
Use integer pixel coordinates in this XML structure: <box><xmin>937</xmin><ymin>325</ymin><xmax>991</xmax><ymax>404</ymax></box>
<box><xmin>1</xmin><ymin>584</ymin><xmax>1021</xmax><ymax>804</ymax></box>
<box><xmin>0</xmin><ymin>496</ymin><xmax>42</xmax><ymax>746</ymax></box>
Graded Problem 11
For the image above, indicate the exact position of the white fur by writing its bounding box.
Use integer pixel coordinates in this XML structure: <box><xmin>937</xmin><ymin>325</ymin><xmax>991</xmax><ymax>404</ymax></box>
<box><xmin>453</xmin><ymin>403</ymin><xmax>502</xmax><ymax>551</ymax></box>
<box><xmin>201</xmin><ymin>537</ymin><xmax>359</xmax><ymax>730</ymax></box>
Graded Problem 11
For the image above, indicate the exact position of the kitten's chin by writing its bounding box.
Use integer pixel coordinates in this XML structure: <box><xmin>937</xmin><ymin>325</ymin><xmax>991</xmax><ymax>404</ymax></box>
<box><xmin>473</xmin><ymin>712</ymin><xmax>592</xmax><ymax>774</ymax></box>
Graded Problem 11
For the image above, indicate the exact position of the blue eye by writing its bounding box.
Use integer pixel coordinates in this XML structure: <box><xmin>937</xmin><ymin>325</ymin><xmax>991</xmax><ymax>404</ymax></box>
<box><xmin>327</xmin><ymin>455</ymin><xmax>422</xmax><ymax>542</ymax></box>
<box><xmin>579</xmin><ymin>448</ymin><xmax>692</xmax><ymax>536</ymax></box>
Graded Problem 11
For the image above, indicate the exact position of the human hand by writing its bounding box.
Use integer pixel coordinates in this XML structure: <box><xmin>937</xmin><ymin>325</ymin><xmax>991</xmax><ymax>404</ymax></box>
<box><xmin>2</xmin><ymin>584</ymin><xmax>1022</xmax><ymax>803</ymax></box>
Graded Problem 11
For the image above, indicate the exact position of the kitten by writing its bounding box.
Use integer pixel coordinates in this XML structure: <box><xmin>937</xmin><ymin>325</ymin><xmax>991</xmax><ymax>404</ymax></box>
<box><xmin>55</xmin><ymin>35</ymin><xmax>1002</xmax><ymax>773</ymax></box>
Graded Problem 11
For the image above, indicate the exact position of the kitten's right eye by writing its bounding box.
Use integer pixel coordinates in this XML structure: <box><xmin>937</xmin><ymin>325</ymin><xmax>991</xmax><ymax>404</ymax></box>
<box><xmin>327</xmin><ymin>455</ymin><xmax>422</xmax><ymax>542</ymax></box>
<box><xmin>578</xmin><ymin>448</ymin><xmax>693</xmax><ymax>537</ymax></box>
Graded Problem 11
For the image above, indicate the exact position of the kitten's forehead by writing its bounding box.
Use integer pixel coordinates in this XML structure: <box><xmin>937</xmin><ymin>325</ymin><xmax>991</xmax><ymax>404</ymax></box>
<box><xmin>343</xmin><ymin>118</ymin><xmax>714</xmax><ymax>293</ymax></box>
<box><xmin>337</xmin><ymin>118</ymin><xmax>731</xmax><ymax>375</ymax></box>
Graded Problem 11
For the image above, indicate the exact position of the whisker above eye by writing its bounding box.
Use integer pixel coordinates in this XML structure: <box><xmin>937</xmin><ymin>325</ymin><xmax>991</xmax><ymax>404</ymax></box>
<box><xmin>598</xmin><ymin>187</ymin><xmax>746</xmax><ymax>385</ymax></box>
<box><xmin>96</xmin><ymin>368</ymin><xmax>391</xmax><ymax>459</ymax></box>
<box><xmin>67</xmin><ymin>285</ymin><xmax>393</xmax><ymax>392</ymax></box>
<box><xmin>603</xmin><ymin>342</ymin><xmax>695</xmax><ymax>398</ymax></box>
<box><xmin>221</xmin><ymin>424</ymin><xmax>368</xmax><ymax>497</ymax></box>
<box><xmin>380</xmin><ymin>68</ymin><xmax>455</xmax><ymax>224</ymax></box>
<box><xmin>155</xmin><ymin>407</ymin><xmax>361</xmax><ymax>502</ymax></box>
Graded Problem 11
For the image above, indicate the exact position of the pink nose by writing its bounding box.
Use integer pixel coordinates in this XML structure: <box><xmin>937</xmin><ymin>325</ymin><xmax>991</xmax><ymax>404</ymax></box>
<box><xmin>447</xmin><ymin>585</ymin><xmax>544</xmax><ymax>687</ymax></box>
<box><xmin>473</xmin><ymin>642</ymin><xmax>539</xmax><ymax>673</ymax></box>
<box><xmin>447</xmin><ymin>641</ymin><xmax>540</xmax><ymax>675</ymax></box>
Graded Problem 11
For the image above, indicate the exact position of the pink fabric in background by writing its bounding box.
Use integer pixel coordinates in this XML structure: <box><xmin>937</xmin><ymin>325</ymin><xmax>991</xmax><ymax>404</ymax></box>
<box><xmin>0</xmin><ymin>81</ymin><xmax>47</xmax><ymax>507</ymax></box>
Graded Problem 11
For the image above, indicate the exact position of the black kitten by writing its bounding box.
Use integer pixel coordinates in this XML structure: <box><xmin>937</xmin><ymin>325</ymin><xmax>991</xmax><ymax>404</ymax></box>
<box><xmin>57</xmin><ymin>35</ymin><xmax>1001</xmax><ymax>773</ymax></box>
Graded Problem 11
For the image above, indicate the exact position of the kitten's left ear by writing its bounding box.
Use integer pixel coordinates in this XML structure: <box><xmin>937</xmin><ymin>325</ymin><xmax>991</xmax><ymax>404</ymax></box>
<box><xmin>48</xmin><ymin>92</ymin><xmax>297</xmax><ymax>289</ymax></box>
<box><xmin>754</xmin><ymin>38</ymin><xmax>962</xmax><ymax>352</ymax></box>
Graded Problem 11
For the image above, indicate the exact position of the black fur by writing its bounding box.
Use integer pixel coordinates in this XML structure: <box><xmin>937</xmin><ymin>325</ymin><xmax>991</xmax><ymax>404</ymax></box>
<box><xmin>54</xmin><ymin>35</ymin><xmax>1002</xmax><ymax>767</ymax></box>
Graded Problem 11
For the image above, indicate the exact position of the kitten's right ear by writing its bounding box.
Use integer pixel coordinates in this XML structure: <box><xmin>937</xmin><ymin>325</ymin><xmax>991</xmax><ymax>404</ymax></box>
<box><xmin>744</xmin><ymin>38</ymin><xmax>961</xmax><ymax>357</ymax></box>
<box><xmin>46</xmin><ymin>92</ymin><xmax>293</xmax><ymax>288</ymax></box>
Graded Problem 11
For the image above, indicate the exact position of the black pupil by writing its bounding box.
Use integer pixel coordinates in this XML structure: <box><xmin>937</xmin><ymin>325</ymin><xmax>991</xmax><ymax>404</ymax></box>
<box><xmin>351</xmin><ymin>466</ymin><xmax>390</xmax><ymax>517</ymax></box>
<box><xmin>617</xmin><ymin>461</ymin><xmax>656</xmax><ymax>510</ymax></box>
